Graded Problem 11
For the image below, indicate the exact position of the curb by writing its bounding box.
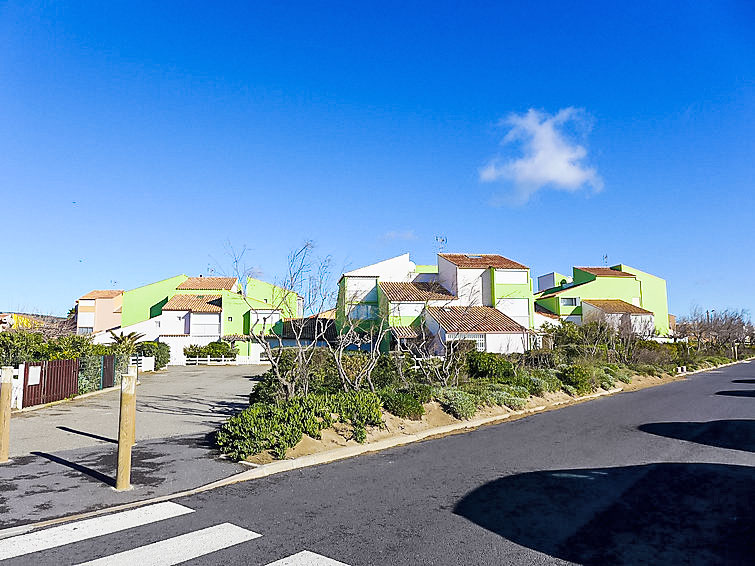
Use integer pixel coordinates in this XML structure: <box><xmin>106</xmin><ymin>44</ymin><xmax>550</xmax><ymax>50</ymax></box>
<box><xmin>1</xmin><ymin>359</ymin><xmax>751</xmax><ymax>538</ymax></box>
<box><xmin>10</xmin><ymin>385</ymin><xmax>121</xmax><ymax>414</ymax></box>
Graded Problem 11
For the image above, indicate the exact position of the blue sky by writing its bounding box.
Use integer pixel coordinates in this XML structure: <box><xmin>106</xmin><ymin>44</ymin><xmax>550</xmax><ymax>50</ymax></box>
<box><xmin>1</xmin><ymin>1</ymin><xmax>753</xmax><ymax>317</ymax></box>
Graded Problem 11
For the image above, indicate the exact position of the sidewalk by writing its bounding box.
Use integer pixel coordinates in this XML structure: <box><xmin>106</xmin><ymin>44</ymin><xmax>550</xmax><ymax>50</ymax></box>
<box><xmin>0</xmin><ymin>433</ymin><xmax>246</xmax><ymax>528</ymax></box>
<box><xmin>1</xmin><ymin>365</ymin><xmax>267</xmax><ymax>528</ymax></box>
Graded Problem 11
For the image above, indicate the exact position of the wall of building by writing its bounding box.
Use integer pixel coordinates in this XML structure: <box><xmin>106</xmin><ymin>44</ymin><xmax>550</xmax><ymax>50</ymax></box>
<box><xmin>189</xmin><ymin>312</ymin><xmax>221</xmax><ymax>336</ymax></box>
<box><xmin>94</xmin><ymin>296</ymin><xmax>122</xmax><ymax>332</ymax></box>
<box><xmin>456</xmin><ymin>267</ymin><xmax>486</xmax><ymax>306</ymax></box>
<box><xmin>493</xmin><ymin>268</ymin><xmax>534</xmax><ymax>329</ymax></box>
<box><xmin>437</xmin><ymin>256</ymin><xmax>458</xmax><ymax>297</ymax></box>
<box><xmin>121</xmin><ymin>275</ymin><xmax>188</xmax><ymax>327</ymax></box>
<box><xmin>614</xmin><ymin>264</ymin><xmax>670</xmax><ymax>335</ymax></box>
<box><xmin>483</xmin><ymin>333</ymin><xmax>527</xmax><ymax>354</ymax></box>
<box><xmin>540</xmin><ymin>277</ymin><xmax>641</xmax><ymax>318</ymax></box>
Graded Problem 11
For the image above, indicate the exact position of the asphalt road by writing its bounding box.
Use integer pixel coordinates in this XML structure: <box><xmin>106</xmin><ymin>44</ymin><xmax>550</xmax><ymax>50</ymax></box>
<box><xmin>2</xmin><ymin>362</ymin><xmax>754</xmax><ymax>565</ymax></box>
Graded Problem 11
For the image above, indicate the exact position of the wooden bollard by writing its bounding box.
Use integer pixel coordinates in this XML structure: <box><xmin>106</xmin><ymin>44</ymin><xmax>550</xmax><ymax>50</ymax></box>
<box><xmin>115</xmin><ymin>365</ymin><xmax>137</xmax><ymax>491</ymax></box>
<box><xmin>0</xmin><ymin>366</ymin><xmax>12</xmax><ymax>463</ymax></box>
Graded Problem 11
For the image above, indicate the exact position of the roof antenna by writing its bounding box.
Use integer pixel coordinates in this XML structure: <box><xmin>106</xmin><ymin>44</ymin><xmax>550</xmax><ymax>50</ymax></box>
<box><xmin>207</xmin><ymin>264</ymin><xmax>215</xmax><ymax>275</ymax></box>
<box><xmin>435</xmin><ymin>235</ymin><xmax>447</xmax><ymax>253</ymax></box>
<box><xmin>602</xmin><ymin>254</ymin><xmax>608</xmax><ymax>266</ymax></box>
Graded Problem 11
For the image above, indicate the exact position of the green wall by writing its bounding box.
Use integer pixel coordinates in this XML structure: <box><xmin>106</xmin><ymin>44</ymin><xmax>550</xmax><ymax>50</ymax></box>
<box><xmin>492</xmin><ymin>268</ymin><xmax>535</xmax><ymax>328</ymax></box>
<box><xmin>121</xmin><ymin>274</ymin><xmax>188</xmax><ymax>327</ymax></box>
<box><xmin>613</xmin><ymin>264</ymin><xmax>670</xmax><ymax>335</ymax></box>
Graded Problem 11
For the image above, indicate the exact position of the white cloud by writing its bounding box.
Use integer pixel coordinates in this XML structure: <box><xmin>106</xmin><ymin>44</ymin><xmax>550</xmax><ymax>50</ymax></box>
<box><xmin>480</xmin><ymin>107</ymin><xmax>603</xmax><ymax>202</ymax></box>
<box><xmin>382</xmin><ymin>229</ymin><xmax>417</xmax><ymax>241</ymax></box>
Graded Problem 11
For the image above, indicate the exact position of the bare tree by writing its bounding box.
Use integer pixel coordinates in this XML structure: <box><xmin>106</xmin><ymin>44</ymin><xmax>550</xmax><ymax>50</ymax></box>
<box><xmin>229</xmin><ymin>241</ymin><xmax>336</xmax><ymax>399</ymax></box>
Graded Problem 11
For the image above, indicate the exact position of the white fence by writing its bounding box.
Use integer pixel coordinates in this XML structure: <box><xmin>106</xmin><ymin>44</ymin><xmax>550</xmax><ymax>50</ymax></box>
<box><xmin>184</xmin><ymin>356</ymin><xmax>267</xmax><ymax>366</ymax></box>
<box><xmin>128</xmin><ymin>356</ymin><xmax>155</xmax><ymax>372</ymax></box>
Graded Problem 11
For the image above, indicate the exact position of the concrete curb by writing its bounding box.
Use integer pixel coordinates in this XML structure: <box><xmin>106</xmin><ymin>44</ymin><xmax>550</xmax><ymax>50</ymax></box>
<box><xmin>1</xmin><ymin>358</ymin><xmax>751</xmax><ymax>538</ymax></box>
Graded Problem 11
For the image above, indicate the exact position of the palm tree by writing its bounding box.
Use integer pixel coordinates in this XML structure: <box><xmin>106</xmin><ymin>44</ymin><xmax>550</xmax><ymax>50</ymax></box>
<box><xmin>108</xmin><ymin>330</ymin><xmax>145</xmax><ymax>356</ymax></box>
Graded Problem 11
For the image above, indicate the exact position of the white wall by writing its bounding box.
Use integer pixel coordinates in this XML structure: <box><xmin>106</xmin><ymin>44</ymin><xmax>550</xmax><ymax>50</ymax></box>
<box><xmin>484</xmin><ymin>333</ymin><xmax>527</xmax><ymax>354</ymax></box>
<box><xmin>345</xmin><ymin>276</ymin><xmax>379</xmax><ymax>303</ymax></box>
<box><xmin>190</xmin><ymin>312</ymin><xmax>221</xmax><ymax>336</ymax></box>
<box><xmin>344</xmin><ymin>253</ymin><xmax>415</xmax><ymax>281</ymax></box>
<box><xmin>496</xmin><ymin>269</ymin><xmax>528</xmax><ymax>285</ymax></box>
<box><xmin>161</xmin><ymin>311</ymin><xmax>189</xmax><ymax>335</ymax></box>
<box><xmin>456</xmin><ymin>268</ymin><xmax>486</xmax><ymax>306</ymax></box>
<box><xmin>533</xmin><ymin>312</ymin><xmax>561</xmax><ymax>330</ymax></box>
<box><xmin>496</xmin><ymin>298</ymin><xmax>530</xmax><ymax>328</ymax></box>
<box><xmin>161</xmin><ymin>335</ymin><xmax>218</xmax><ymax>365</ymax></box>
<box><xmin>389</xmin><ymin>302</ymin><xmax>424</xmax><ymax>318</ymax></box>
<box><xmin>77</xmin><ymin>311</ymin><xmax>95</xmax><ymax>328</ymax></box>
<box><xmin>437</xmin><ymin>256</ymin><xmax>458</xmax><ymax>297</ymax></box>
<box><xmin>92</xmin><ymin>316</ymin><xmax>163</xmax><ymax>343</ymax></box>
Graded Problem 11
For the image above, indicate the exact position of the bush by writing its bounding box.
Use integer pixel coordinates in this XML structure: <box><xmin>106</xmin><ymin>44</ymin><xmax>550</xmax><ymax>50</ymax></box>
<box><xmin>379</xmin><ymin>390</ymin><xmax>425</xmax><ymax>420</ymax></box>
<box><xmin>559</xmin><ymin>364</ymin><xmax>597</xmax><ymax>396</ymax></box>
<box><xmin>467</xmin><ymin>351</ymin><xmax>515</xmax><ymax>381</ymax></box>
<box><xmin>530</xmin><ymin>368</ymin><xmax>563</xmax><ymax>392</ymax></box>
<box><xmin>217</xmin><ymin>390</ymin><xmax>383</xmax><ymax>461</ymax></box>
<box><xmin>403</xmin><ymin>382</ymin><xmax>435</xmax><ymax>404</ymax></box>
<box><xmin>77</xmin><ymin>355</ymin><xmax>102</xmax><ymax>394</ymax></box>
<box><xmin>438</xmin><ymin>388</ymin><xmax>478</xmax><ymax>419</ymax></box>
<box><xmin>371</xmin><ymin>354</ymin><xmax>403</xmax><ymax>389</ymax></box>
<box><xmin>135</xmin><ymin>341</ymin><xmax>170</xmax><ymax>370</ymax></box>
<box><xmin>184</xmin><ymin>341</ymin><xmax>236</xmax><ymax>359</ymax></box>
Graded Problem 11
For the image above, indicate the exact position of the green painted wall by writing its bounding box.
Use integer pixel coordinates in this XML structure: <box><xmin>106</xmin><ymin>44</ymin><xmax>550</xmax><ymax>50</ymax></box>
<box><xmin>245</xmin><ymin>278</ymin><xmax>299</xmax><ymax>317</ymax></box>
<box><xmin>492</xmin><ymin>268</ymin><xmax>535</xmax><ymax>329</ymax></box>
<box><xmin>121</xmin><ymin>274</ymin><xmax>188</xmax><ymax>327</ymax></box>
<box><xmin>536</xmin><ymin>277</ymin><xmax>641</xmax><ymax>318</ymax></box>
<box><xmin>414</xmin><ymin>265</ymin><xmax>438</xmax><ymax>274</ymax></box>
<box><xmin>613</xmin><ymin>264</ymin><xmax>670</xmax><ymax>335</ymax></box>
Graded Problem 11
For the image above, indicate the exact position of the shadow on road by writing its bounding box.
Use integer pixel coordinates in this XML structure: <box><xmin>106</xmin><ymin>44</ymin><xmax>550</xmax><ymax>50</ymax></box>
<box><xmin>57</xmin><ymin>426</ymin><xmax>117</xmax><ymax>444</ymax></box>
<box><xmin>638</xmin><ymin>420</ymin><xmax>755</xmax><ymax>452</ymax></box>
<box><xmin>454</xmin><ymin>463</ymin><xmax>755</xmax><ymax>565</ymax></box>
<box><xmin>31</xmin><ymin>451</ymin><xmax>116</xmax><ymax>487</ymax></box>
<box><xmin>715</xmin><ymin>390</ymin><xmax>755</xmax><ymax>398</ymax></box>
<box><xmin>732</xmin><ymin>379</ymin><xmax>755</xmax><ymax>384</ymax></box>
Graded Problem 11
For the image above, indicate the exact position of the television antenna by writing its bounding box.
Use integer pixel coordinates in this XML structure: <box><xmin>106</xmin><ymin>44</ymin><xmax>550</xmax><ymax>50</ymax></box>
<box><xmin>435</xmin><ymin>235</ymin><xmax>447</xmax><ymax>253</ymax></box>
<box><xmin>602</xmin><ymin>254</ymin><xmax>609</xmax><ymax>266</ymax></box>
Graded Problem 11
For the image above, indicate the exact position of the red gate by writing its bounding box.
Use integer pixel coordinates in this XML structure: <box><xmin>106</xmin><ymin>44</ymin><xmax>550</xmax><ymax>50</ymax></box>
<box><xmin>23</xmin><ymin>359</ymin><xmax>80</xmax><ymax>408</ymax></box>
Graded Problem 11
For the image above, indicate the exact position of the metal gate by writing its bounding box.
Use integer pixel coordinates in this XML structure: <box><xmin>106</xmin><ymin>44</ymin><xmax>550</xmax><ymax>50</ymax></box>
<box><xmin>22</xmin><ymin>359</ymin><xmax>80</xmax><ymax>408</ymax></box>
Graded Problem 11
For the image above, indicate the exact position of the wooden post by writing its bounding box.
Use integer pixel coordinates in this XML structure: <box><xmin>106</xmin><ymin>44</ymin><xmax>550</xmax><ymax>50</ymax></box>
<box><xmin>0</xmin><ymin>366</ymin><xmax>12</xmax><ymax>463</ymax></box>
<box><xmin>115</xmin><ymin>364</ymin><xmax>137</xmax><ymax>491</ymax></box>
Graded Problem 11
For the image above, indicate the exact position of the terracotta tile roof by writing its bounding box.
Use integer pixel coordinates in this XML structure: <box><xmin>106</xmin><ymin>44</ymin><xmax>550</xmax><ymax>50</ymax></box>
<box><xmin>162</xmin><ymin>294</ymin><xmax>222</xmax><ymax>313</ymax></box>
<box><xmin>307</xmin><ymin>308</ymin><xmax>336</xmax><ymax>320</ymax></box>
<box><xmin>582</xmin><ymin>299</ymin><xmax>653</xmax><ymax>315</ymax></box>
<box><xmin>439</xmin><ymin>253</ymin><xmax>528</xmax><ymax>270</ymax></box>
<box><xmin>426</xmin><ymin>306</ymin><xmax>527</xmax><ymax>333</ymax></box>
<box><xmin>391</xmin><ymin>326</ymin><xmax>425</xmax><ymax>339</ymax></box>
<box><xmin>176</xmin><ymin>277</ymin><xmax>238</xmax><ymax>290</ymax></box>
<box><xmin>378</xmin><ymin>281</ymin><xmax>455</xmax><ymax>302</ymax></box>
<box><xmin>534</xmin><ymin>303</ymin><xmax>560</xmax><ymax>319</ymax></box>
<box><xmin>575</xmin><ymin>267</ymin><xmax>635</xmax><ymax>278</ymax></box>
<box><xmin>79</xmin><ymin>290</ymin><xmax>124</xmax><ymax>300</ymax></box>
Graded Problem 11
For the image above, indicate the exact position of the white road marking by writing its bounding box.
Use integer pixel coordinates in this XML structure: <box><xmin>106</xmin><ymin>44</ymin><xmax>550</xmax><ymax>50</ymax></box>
<box><xmin>0</xmin><ymin>502</ymin><xmax>194</xmax><ymax>561</ymax></box>
<box><xmin>266</xmin><ymin>550</ymin><xmax>351</xmax><ymax>565</ymax></box>
<box><xmin>78</xmin><ymin>522</ymin><xmax>261</xmax><ymax>565</ymax></box>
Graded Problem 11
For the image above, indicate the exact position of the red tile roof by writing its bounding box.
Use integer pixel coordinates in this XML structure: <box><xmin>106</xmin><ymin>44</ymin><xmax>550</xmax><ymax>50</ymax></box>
<box><xmin>575</xmin><ymin>267</ymin><xmax>635</xmax><ymax>278</ymax></box>
<box><xmin>378</xmin><ymin>281</ymin><xmax>455</xmax><ymax>302</ymax></box>
<box><xmin>79</xmin><ymin>290</ymin><xmax>124</xmax><ymax>300</ymax></box>
<box><xmin>176</xmin><ymin>277</ymin><xmax>238</xmax><ymax>290</ymax></box>
<box><xmin>582</xmin><ymin>299</ymin><xmax>653</xmax><ymax>315</ymax></box>
<box><xmin>426</xmin><ymin>306</ymin><xmax>527</xmax><ymax>333</ymax></box>
<box><xmin>439</xmin><ymin>254</ymin><xmax>528</xmax><ymax>270</ymax></box>
<box><xmin>162</xmin><ymin>294</ymin><xmax>222</xmax><ymax>313</ymax></box>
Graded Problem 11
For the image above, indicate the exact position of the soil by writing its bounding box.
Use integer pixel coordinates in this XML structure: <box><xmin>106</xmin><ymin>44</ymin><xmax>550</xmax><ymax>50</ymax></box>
<box><xmin>244</xmin><ymin>370</ymin><xmax>697</xmax><ymax>465</ymax></box>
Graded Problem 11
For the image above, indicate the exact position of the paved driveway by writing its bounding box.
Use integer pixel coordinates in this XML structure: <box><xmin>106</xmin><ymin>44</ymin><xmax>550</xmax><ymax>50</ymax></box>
<box><xmin>9</xmin><ymin>364</ymin><xmax>268</xmax><ymax>458</ymax></box>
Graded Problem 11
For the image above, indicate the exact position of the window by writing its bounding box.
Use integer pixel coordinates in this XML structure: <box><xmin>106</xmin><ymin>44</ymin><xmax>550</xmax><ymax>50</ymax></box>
<box><xmin>77</xmin><ymin>327</ymin><xmax>93</xmax><ymax>335</ymax></box>
<box><xmin>228</xmin><ymin>316</ymin><xmax>233</xmax><ymax>321</ymax></box>
<box><xmin>560</xmin><ymin>297</ymin><xmax>578</xmax><ymax>307</ymax></box>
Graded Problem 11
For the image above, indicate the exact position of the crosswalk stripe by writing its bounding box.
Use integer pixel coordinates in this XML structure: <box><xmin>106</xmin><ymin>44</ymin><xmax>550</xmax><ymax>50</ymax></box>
<box><xmin>0</xmin><ymin>502</ymin><xmax>194</xmax><ymax>561</ymax></box>
<box><xmin>78</xmin><ymin>522</ymin><xmax>261</xmax><ymax>565</ymax></box>
<box><xmin>265</xmin><ymin>550</ymin><xmax>351</xmax><ymax>566</ymax></box>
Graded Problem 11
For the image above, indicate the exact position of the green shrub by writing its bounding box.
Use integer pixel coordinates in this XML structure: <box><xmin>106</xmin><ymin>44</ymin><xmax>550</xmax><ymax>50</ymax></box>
<box><xmin>184</xmin><ymin>341</ymin><xmax>236</xmax><ymax>359</ymax></box>
<box><xmin>467</xmin><ymin>351</ymin><xmax>515</xmax><ymax>381</ymax></box>
<box><xmin>217</xmin><ymin>390</ymin><xmax>383</xmax><ymax>461</ymax></box>
<box><xmin>531</xmin><ymin>368</ymin><xmax>563</xmax><ymax>393</ymax></box>
<box><xmin>614</xmin><ymin>367</ymin><xmax>633</xmax><ymax>383</ymax></box>
<box><xmin>403</xmin><ymin>382</ymin><xmax>435</xmax><ymax>404</ymax></box>
<box><xmin>559</xmin><ymin>364</ymin><xmax>597</xmax><ymax>395</ymax></box>
<box><xmin>379</xmin><ymin>390</ymin><xmax>425</xmax><ymax>420</ymax></box>
<box><xmin>562</xmin><ymin>384</ymin><xmax>577</xmax><ymax>396</ymax></box>
<box><xmin>438</xmin><ymin>388</ymin><xmax>478</xmax><ymax>419</ymax></box>
<box><xmin>371</xmin><ymin>354</ymin><xmax>403</xmax><ymax>389</ymax></box>
<box><xmin>135</xmin><ymin>341</ymin><xmax>170</xmax><ymax>370</ymax></box>
<box><xmin>77</xmin><ymin>355</ymin><xmax>102</xmax><ymax>394</ymax></box>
